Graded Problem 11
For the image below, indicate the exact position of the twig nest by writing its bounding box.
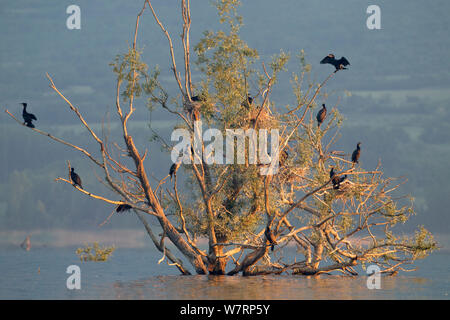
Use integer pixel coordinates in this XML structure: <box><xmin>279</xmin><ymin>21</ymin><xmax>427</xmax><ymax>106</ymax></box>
<box><xmin>280</xmin><ymin>166</ymin><xmax>309</xmax><ymax>183</ymax></box>
<box><xmin>248</xmin><ymin>106</ymin><xmax>277</xmax><ymax>129</ymax></box>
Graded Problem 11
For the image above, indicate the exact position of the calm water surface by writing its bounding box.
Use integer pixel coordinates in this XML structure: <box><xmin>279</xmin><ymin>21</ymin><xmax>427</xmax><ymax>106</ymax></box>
<box><xmin>0</xmin><ymin>247</ymin><xmax>448</xmax><ymax>299</ymax></box>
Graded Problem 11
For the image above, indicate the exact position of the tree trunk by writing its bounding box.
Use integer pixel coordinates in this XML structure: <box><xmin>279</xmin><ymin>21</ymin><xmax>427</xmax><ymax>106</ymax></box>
<box><xmin>207</xmin><ymin>252</ymin><xmax>227</xmax><ymax>275</ymax></box>
<box><xmin>125</xmin><ymin>135</ymin><xmax>207</xmax><ymax>274</ymax></box>
<box><xmin>228</xmin><ymin>246</ymin><xmax>269</xmax><ymax>276</ymax></box>
<box><xmin>157</xmin><ymin>214</ymin><xmax>207</xmax><ymax>274</ymax></box>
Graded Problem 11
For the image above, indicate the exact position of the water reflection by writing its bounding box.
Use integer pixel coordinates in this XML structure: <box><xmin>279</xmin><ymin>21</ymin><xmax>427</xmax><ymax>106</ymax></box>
<box><xmin>1</xmin><ymin>247</ymin><xmax>447</xmax><ymax>299</ymax></box>
<box><xmin>101</xmin><ymin>275</ymin><xmax>439</xmax><ymax>300</ymax></box>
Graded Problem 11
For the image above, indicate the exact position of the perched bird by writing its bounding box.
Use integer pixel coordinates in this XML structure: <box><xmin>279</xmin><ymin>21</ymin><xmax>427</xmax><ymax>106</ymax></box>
<box><xmin>116</xmin><ymin>204</ymin><xmax>132</xmax><ymax>213</ymax></box>
<box><xmin>316</xmin><ymin>104</ymin><xmax>327</xmax><ymax>127</ymax></box>
<box><xmin>25</xmin><ymin>121</ymin><xmax>35</xmax><ymax>128</ymax></box>
<box><xmin>242</xmin><ymin>94</ymin><xmax>253</xmax><ymax>109</ymax></box>
<box><xmin>330</xmin><ymin>167</ymin><xmax>347</xmax><ymax>190</ymax></box>
<box><xmin>188</xmin><ymin>95</ymin><xmax>204</xmax><ymax>122</ymax></box>
<box><xmin>70</xmin><ymin>167</ymin><xmax>83</xmax><ymax>189</ymax></box>
<box><xmin>351</xmin><ymin>142</ymin><xmax>362</xmax><ymax>164</ymax></box>
<box><xmin>330</xmin><ymin>167</ymin><xmax>335</xmax><ymax>179</ymax></box>
<box><xmin>191</xmin><ymin>95</ymin><xmax>203</xmax><ymax>102</ymax></box>
<box><xmin>279</xmin><ymin>149</ymin><xmax>289</xmax><ymax>167</ymax></box>
<box><xmin>21</xmin><ymin>103</ymin><xmax>37</xmax><ymax>128</ymax></box>
<box><xmin>320</xmin><ymin>54</ymin><xmax>350</xmax><ymax>71</ymax></box>
<box><xmin>247</xmin><ymin>94</ymin><xmax>253</xmax><ymax>105</ymax></box>
<box><xmin>265</xmin><ymin>226</ymin><xmax>277</xmax><ymax>251</ymax></box>
<box><xmin>184</xmin><ymin>95</ymin><xmax>201</xmax><ymax>117</ymax></box>
<box><xmin>169</xmin><ymin>162</ymin><xmax>181</xmax><ymax>181</ymax></box>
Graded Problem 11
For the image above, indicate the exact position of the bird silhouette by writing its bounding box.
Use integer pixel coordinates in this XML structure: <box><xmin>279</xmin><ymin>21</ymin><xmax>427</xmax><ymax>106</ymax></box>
<box><xmin>330</xmin><ymin>167</ymin><xmax>347</xmax><ymax>190</ymax></box>
<box><xmin>351</xmin><ymin>142</ymin><xmax>361</xmax><ymax>164</ymax></box>
<box><xmin>184</xmin><ymin>95</ymin><xmax>202</xmax><ymax>117</ymax></box>
<box><xmin>278</xmin><ymin>149</ymin><xmax>289</xmax><ymax>167</ymax></box>
<box><xmin>21</xmin><ymin>103</ymin><xmax>37</xmax><ymax>128</ymax></box>
<box><xmin>316</xmin><ymin>104</ymin><xmax>327</xmax><ymax>127</ymax></box>
<box><xmin>191</xmin><ymin>95</ymin><xmax>203</xmax><ymax>102</ymax></box>
<box><xmin>320</xmin><ymin>54</ymin><xmax>350</xmax><ymax>71</ymax></box>
<box><xmin>70</xmin><ymin>167</ymin><xmax>83</xmax><ymax>189</ymax></box>
<box><xmin>242</xmin><ymin>94</ymin><xmax>253</xmax><ymax>109</ymax></box>
<box><xmin>188</xmin><ymin>95</ymin><xmax>205</xmax><ymax>122</ymax></box>
<box><xmin>265</xmin><ymin>226</ymin><xmax>277</xmax><ymax>251</ymax></box>
<box><xmin>169</xmin><ymin>162</ymin><xmax>181</xmax><ymax>181</ymax></box>
<box><xmin>116</xmin><ymin>204</ymin><xmax>132</xmax><ymax>213</ymax></box>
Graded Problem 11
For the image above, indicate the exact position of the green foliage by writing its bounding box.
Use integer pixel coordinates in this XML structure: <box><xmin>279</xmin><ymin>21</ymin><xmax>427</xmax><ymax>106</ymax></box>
<box><xmin>142</xmin><ymin>65</ymin><xmax>170</xmax><ymax>112</ymax></box>
<box><xmin>166</xmin><ymin>1</ymin><xmax>437</xmax><ymax>274</ymax></box>
<box><xmin>76</xmin><ymin>242</ymin><xmax>115</xmax><ymax>262</ymax></box>
<box><xmin>194</xmin><ymin>1</ymin><xmax>258</xmax><ymax>117</ymax></box>
<box><xmin>269</xmin><ymin>50</ymin><xmax>290</xmax><ymax>83</ymax></box>
<box><xmin>411</xmin><ymin>226</ymin><xmax>437</xmax><ymax>258</ymax></box>
<box><xmin>1</xmin><ymin>1</ymin><xmax>449</xmax><ymax>244</ymax></box>
<box><xmin>3</xmin><ymin>0</ymin><xmax>435</xmax><ymax>276</ymax></box>
<box><xmin>110</xmin><ymin>47</ymin><xmax>149</xmax><ymax>101</ymax></box>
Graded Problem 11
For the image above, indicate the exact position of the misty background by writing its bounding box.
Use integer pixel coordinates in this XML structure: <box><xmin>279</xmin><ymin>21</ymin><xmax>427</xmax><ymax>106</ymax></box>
<box><xmin>0</xmin><ymin>0</ymin><xmax>449</xmax><ymax>246</ymax></box>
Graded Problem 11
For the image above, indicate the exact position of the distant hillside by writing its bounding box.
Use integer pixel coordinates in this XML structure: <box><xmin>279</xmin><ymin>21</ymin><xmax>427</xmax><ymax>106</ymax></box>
<box><xmin>1</xmin><ymin>0</ymin><xmax>449</xmax><ymax>234</ymax></box>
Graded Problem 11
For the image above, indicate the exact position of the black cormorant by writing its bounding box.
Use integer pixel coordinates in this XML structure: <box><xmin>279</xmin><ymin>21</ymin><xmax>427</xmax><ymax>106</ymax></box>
<box><xmin>330</xmin><ymin>167</ymin><xmax>335</xmax><ymax>179</ymax></box>
<box><xmin>320</xmin><ymin>54</ymin><xmax>350</xmax><ymax>71</ymax></box>
<box><xmin>242</xmin><ymin>94</ymin><xmax>253</xmax><ymax>109</ymax></box>
<box><xmin>351</xmin><ymin>142</ymin><xmax>361</xmax><ymax>164</ymax></box>
<box><xmin>189</xmin><ymin>95</ymin><xmax>204</xmax><ymax>122</ymax></box>
<box><xmin>330</xmin><ymin>167</ymin><xmax>347</xmax><ymax>190</ymax></box>
<box><xmin>316</xmin><ymin>104</ymin><xmax>327</xmax><ymax>127</ymax></box>
<box><xmin>169</xmin><ymin>162</ymin><xmax>181</xmax><ymax>181</ymax></box>
<box><xmin>247</xmin><ymin>94</ymin><xmax>253</xmax><ymax>105</ymax></box>
<box><xmin>264</xmin><ymin>226</ymin><xmax>277</xmax><ymax>251</ymax></box>
<box><xmin>25</xmin><ymin>121</ymin><xmax>35</xmax><ymax>128</ymax></box>
<box><xmin>116</xmin><ymin>204</ymin><xmax>132</xmax><ymax>213</ymax></box>
<box><xmin>279</xmin><ymin>149</ymin><xmax>289</xmax><ymax>167</ymax></box>
<box><xmin>184</xmin><ymin>95</ymin><xmax>201</xmax><ymax>116</ymax></box>
<box><xmin>21</xmin><ymin>103</ymin><xmax>37</xmax><ymax>128</ymax></box>
<box><xmin>70</xmin><ymin>167</ymin><xmax>83</xmax><ymax>189</ymax></box>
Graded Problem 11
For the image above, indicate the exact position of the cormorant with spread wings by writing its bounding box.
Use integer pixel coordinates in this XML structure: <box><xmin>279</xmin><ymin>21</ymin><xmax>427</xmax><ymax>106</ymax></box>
<box><xmin>320</xmin><ymin>54</ymin><xmax>350</xmax><ymax>71</ymax></box>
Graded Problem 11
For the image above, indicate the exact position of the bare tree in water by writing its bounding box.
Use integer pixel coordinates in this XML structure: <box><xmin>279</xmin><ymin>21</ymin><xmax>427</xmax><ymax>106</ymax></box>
<box><xmin>6</xmin><ymin>0</ymin><xmax>436</xmax><ymax>276</ymax></box>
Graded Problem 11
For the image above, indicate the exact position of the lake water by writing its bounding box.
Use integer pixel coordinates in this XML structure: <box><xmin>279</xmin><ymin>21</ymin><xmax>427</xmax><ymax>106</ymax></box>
<box><xmin>0</xmin><ymin>247</ymin><xmax>448</xmax><ymax>300</ymax></box>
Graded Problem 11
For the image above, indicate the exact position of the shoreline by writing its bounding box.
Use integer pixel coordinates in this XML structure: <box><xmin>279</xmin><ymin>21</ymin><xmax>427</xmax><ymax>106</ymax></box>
<box><xmin>0</xmin><ymin>229</ymin><xmax>151</xmax><ymax>249</ymax></box>
<box><xmin>1</xmin><ymin>229</ymin><xmax>448</xmax><ymax>253</ymax></box>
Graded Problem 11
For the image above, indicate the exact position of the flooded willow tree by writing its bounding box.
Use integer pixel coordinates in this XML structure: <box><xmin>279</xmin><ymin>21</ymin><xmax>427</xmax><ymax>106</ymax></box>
<box><xmin>6</xmin><ymin>0</ymin><xmax>436</xmax><ymax>276</ymax></box>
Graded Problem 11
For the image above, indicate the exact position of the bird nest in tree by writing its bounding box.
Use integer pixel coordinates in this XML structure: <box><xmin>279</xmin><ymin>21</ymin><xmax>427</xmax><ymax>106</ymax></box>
<box><xmin>279</xmin><ymin>166</ymin><xmax>309</xmax><ymax>184</ymax></box>
<box><xmin>332</xmin><ymin>180</ymin><xmax>373</xmax><ymax>201</ymax></box>
<box><xmin>248</xmin><ymin>106</ymin><xmax>277</xmax><ymax>129</ymax></box>
<box><xmin>332</xmin><ymin>181</ymin><xmax>353</xmax><ymax>197</ymax></box>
